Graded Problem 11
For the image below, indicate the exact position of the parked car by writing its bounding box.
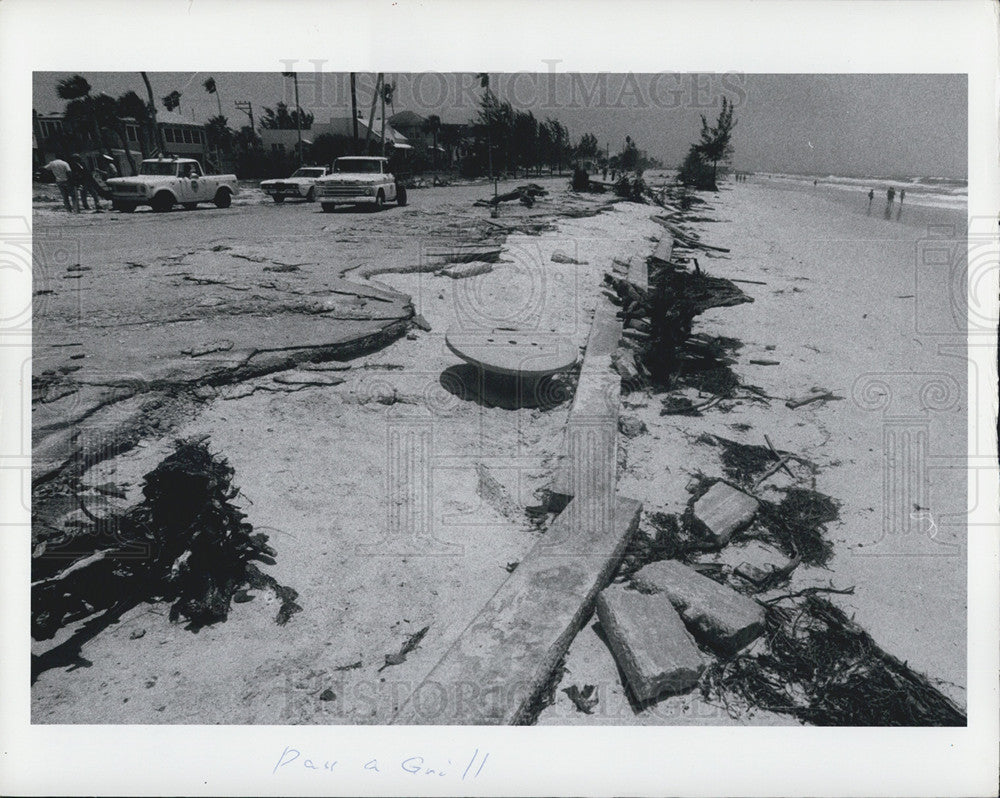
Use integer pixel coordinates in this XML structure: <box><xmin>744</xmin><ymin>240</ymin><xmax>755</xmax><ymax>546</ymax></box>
<box><xmin>106</xmin><ymin>158</ymin><xmax>238</xmax><ymax>213</ymax></box>
<box><xmin>315</xmin><ymin>157</ymin><xmax>407</xmax><ymax>212</ymax></box>
<box><xmin>260</xmin><ymin>166</ymin><xmax>331</xmax><ymax>203</ymax></box>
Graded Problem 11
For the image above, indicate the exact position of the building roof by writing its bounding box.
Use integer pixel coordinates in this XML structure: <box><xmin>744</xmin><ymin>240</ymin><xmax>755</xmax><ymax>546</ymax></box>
<box><xmin>155</xmin><ymin>110</ymin><xmax>205</xmax><ymax>127</ymax></box>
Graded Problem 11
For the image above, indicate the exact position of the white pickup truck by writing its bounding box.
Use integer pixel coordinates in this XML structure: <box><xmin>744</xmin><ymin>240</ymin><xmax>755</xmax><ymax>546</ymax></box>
<box><xmin>260</xmin><ymin>166</ymin><xmax>331</xmax><ymax>203</ymax></box>
<box><xmin>315</xmin><ymin>156</ymin><xmax>407</xmax><ymax>212</ymax></box>
<box><xmin>106</xmin><ymin>158</ymin><xmax>239</xmax><ymax>213</ymax></box>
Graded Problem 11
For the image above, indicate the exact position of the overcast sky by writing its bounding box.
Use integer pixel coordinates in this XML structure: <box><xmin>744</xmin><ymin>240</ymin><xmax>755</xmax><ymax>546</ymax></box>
<box><xmin>33</xmin><ymin>72</ymin><xmax>966</xmax><ymax>178</ymax></box>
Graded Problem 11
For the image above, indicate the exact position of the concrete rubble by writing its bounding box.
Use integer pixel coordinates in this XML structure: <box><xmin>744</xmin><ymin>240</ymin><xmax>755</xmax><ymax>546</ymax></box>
<box><xmin>691</xmin><ymin>480</ymin><xmax>759</xmax><ymax>545</ymax></box>
<box><xmin>632</xmin><ymin>559</ymin><xmax>765</xmax><ymax>655</ymax></box>
<box><xmin>596</xmin><ymin>583</ymin><xmax>705</xmax><ymax>702</ymax></box>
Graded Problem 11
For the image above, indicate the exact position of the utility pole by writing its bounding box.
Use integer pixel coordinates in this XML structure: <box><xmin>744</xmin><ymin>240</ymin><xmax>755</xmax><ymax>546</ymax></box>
<box><xmin>235</xmin><ymin>100</ymin><xmax>255</xmax><ymax>132</ymax></box>
<box><xmin>282</xmin><ymin>70</ymin><xmax>303</xmax><ymax>166</ymax></box>
<box><xmin>380</xmin><ymin>76</ymin><xmax>387</xmax><ymax>158</ymax></box>
<box><xmin>350</xmin><ymin>72</ymin><xmax>360</xmax><ymax>154</ymax></box>
<box><xmin>363</xmin><ymin>73</ymin><xmax>382</xmax><ymax>155</ymax></box>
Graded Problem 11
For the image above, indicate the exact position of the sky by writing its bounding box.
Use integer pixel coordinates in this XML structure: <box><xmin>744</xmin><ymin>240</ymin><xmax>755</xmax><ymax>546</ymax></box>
<box><xmin>33</xmin><ymin>72</ymin><xmax>967</xmax><ymax>179</ymax></box>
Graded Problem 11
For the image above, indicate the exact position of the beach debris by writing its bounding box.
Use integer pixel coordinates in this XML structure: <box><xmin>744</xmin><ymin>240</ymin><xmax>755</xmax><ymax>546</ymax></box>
<box><xmin>730</xmin><ymin>278</ymin><xmax>767</xmax><ymax>285</ymax></box>
<box><xmin>439</xmin><ymin>262</ymin><xmax>494</xmax><ymax>279</ymax></box>
<box><xmin>425</xmin><ymin>247</ymin><xmax>502</xmax><ymax>264</ymax></box>
<box><xmin>598</xmin><ymin>583</ymin><xmax>705</xmax><ymax>702</ymax></box>
<box><xmin>561</xmin><ymin>683</ymin><xmax>599</xmax><ymax>713</ymax></box>
<box><xmin>273</xmin><ymin>371</ymin><xmax>345</xmax><ymax>386</ymax></box>
<box><xmin>319</xmin><ymin>688</ymin><xmax>337</xmax><ymax>701</ymax></box>
<box><xmin>263</xmin><ymin>263</ymin><xmax>301</xmax><ymax>273</ymax></box>
<box><xmin>182</xmin><ymin>340</ymin><xmax>235</xmax><ymax>357</ymax></box>
<box><xmin>505</xmin><ymin>561</ymin><xmax>519</xmax><ymax>573</ymax></box>
<box><xmin>632</xmin><ymin>559</ymin><xmax>765</xmax><ymax>656</ymax></box>
<box><xmin>753</xmin><ymin>488</ymin><xmax>839</xmax><ymax>567</ymax></box>
<box><xmin>129</xmin><ymin>628</ymin><xmax>146</xmax><ymax>640</ymax></box>
<box><xmin>749</xmin><ymin>358</ymin><xmax>780</xmax><ymax>366</ymax></box>
<box><xmin>617</xmin><ymin>415</ymin><xmax>647</xmax><ymax>439</ymax></box>
<box><xmin>30</xmin><ymin>439</ymin><xmax>301</xmax><ymax>643</ymax></box>
<box><xmin>474</xmin><ymin>183</ymin><xmax>548</xmax><ymax>207</ymax></box>
<box><xmin>702</xmin><ymin>593</ymin><xmax>966</xmax><ymax>726</ymax></box>
<box><xmin>785</xmin><ymin>389</ymin><xmax>840</xmax><ymax>409</ymax></box>
<box><xmin>300</xmin><ymin>361</ymin><xmax>351</xmax><ymax>372</ymax></box>
<box><xmin>551</xmin><ymin>251</ymin><xmax>588</xmax><ymax>265</ymax></box>
<box><xmin>411</xmin><ymin>313</ymin><xmax>432</xmax><ymax>331</ymax></box>
<box><xmin>379</xmin><ymin>625</ymin><xmax>430</xmax><ymax>672</ymax></box>
<box><xmin>690</xmin><ymin>481</ymin><xmax>759</xmax><ymax>546</ymax></box>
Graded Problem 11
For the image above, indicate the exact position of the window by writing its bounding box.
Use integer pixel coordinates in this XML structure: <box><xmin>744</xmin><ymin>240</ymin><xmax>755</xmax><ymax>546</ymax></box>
<box><xmin>198</xmin><ymin>130</ymin><xmax>205</xmax><ymax>144</ymax></box>
<box><xmin>126</xmin><ymin>125</ymin><xmax>139</xmax><ymax>142</ymax></box>
<box><xmin>164</xmin><ymin>128</ymin><xmax>175</xmax><ymax>143</ymax></box>
<box><xmin>183</xmin><ymin>129</ymin><xmax>193</xmax><ymax>144</ymax></box>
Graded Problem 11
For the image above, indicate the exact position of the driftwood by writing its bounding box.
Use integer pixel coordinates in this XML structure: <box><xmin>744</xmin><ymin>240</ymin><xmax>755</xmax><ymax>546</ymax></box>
<box><xmin>785</xmin><ymin>390</ymin><xmax>837</xmax><ymax>409</ymax></box>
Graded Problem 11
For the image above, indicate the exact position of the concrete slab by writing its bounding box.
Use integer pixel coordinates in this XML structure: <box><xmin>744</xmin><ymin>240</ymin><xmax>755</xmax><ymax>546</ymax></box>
<box><xmin>651</xmin><ymin>236</ymin><xmax>674</xmax><ymax>265</ymax></box>
<box><xmin>596</xmin><ymin>583</ymin><xmax>705</xmax><ymax>702</ymax></box>
<box><xmin>632</xmin><ymin>559</ymin><xmax>765</xmax><ymax>655</ymax></box>
<box><xmin>548</xmin><ymin>297</ymin><xmax>623</xmax><ymax>508</ymax></box>
<box><xmin>692</xmin><ymin>481</ymin><xmax>759</xmax><ymax>545</ymax></box>
<box><xmin>393</xmin><ymin>495</ymin><xmax>642</xmax><ymax>724</ymax></box>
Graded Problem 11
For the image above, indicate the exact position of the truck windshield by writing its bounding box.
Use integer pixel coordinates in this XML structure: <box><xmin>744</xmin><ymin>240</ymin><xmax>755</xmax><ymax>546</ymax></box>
<box><xmin>334</xmin><ymin>159</ymin><xmax>382</xmax><ymax>174</ymax></box>
<box><xmin>139</xmin><ymin>162</ymin><xmax>178</xmax><ymax>176</ymax></box>
<box><xmin>291</xmin><ymin>168</ymin><xmax>326</xmax><ymax>178</ymax></box>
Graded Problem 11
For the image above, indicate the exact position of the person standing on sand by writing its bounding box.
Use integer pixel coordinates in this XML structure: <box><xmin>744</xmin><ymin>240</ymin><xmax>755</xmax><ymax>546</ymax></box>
<box><xmin>70</xmin><ymin>154</ymin><xmax>103</xmax><ymax>212</ymax></box>
<box><xmin>885</xmin><ymin>186</ymin><xmax>895</xmax><ymax>218</ymax></box>
<box><xmin>899</xmin><ymin>188</ymin><xmax>905</xmax><ymax>205</ymax></box>
<box><xmin>867</xmin><ymin>188</ymin><xmax>874</xmax><ymax>212</ymax></box>
<box><xmin>44</xmin><ymin>156</ymin><xmax>76</xmax><ymax>212</ymax></box>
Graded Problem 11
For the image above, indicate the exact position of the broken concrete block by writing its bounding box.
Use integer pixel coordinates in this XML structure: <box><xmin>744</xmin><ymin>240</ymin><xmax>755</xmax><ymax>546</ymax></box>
<box><xmin>632</xmin><ymin>559</ymin><xmax>765</xmax><ymax>655</ymax></box>
<box><xmin>692</xmin><ymin>481</ymin><xmax>759</xmax><ymax>545</ymax></box>
<box><xmin>597</xmin><ymin>584</ymin><xmax>705</xmax><ymax>702</ymax></box>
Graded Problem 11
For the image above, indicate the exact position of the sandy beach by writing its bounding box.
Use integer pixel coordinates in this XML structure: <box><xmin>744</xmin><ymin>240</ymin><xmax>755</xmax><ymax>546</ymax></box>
<box><xmin>30</xmin><ymin>173</ymin><xmax>967</xmax><ymax>726</ymax></box>
<box><xmin>539</xmin><ymin>176</ymin><xmax>967</xmax><ymax>722</ymax></box>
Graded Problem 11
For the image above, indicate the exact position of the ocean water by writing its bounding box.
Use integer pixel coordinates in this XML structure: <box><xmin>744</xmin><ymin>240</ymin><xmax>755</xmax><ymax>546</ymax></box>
<box><xmin>756</xmin><ymin>171</ymin><xmax>967</xmax><ymax>212</ymax></box>
<box><xmin>642</xmin><ymin>168</ymin><xmax>967</xmax><ymax>213</ymax></box>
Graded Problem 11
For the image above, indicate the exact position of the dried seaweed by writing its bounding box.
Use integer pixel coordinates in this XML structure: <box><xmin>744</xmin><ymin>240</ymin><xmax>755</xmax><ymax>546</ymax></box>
<box><xmin>31</xmin><ymin>438</ymin><xmax>299</xmax><ymax>640</ymax></box>
<box><xmin>702</xmin><ymin>595</ymin><xmax>966</xmax><ymax>726</ymax></box>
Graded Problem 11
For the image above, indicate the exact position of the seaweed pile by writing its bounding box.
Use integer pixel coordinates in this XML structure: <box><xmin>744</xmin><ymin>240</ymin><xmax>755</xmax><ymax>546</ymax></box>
<box><xmin>702</xmin><ymin>593</ymin><xmax>967</xmax><ymax>726</ymax></box>
<box><xmin>32</xmin><ymin>438</ymin><xmax>300</xmax><ymax>643</ymax></box>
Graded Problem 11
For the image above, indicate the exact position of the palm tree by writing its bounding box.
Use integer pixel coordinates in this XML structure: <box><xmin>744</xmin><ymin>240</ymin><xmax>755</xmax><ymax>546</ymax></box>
<box><xmin>140</xmin><ymin>72</ymin><xmax>165</xmax><ymax>154</ymax></box>
<box><xmin>115</xmin><ymin>90</ymin><xmax>150</xmax><ymax>160</ymax></box>
<box><xmin>422</xmin><ymin>114</ymin><xmax>442</xmax><ymax>171</ymax></box>
<box><xmin>203</xmin><ymin>77</ymin><xmax>222</xmax><ymax>117</ymax></box>
<box><xmin>162</xmin><ymin>90</ymin><xmax>182</xmax><ymax>113</ymax></box>
<box><xmin>92</xmin><ymin>92</ymin><xmax>137</xmax><ymax>174</ymax></box>
<box><xmin>56</xmin><ymin>74</ymin><xmax>105</xmax><ymax>156</ymax></box>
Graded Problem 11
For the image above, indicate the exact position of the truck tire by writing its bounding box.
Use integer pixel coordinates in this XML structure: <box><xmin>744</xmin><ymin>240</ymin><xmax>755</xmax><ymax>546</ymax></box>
<box><xmin>321</xmin><ymin>202</ymin><xmax>336</xmax><ymax>213</ymax></box>
<box><xmin>272</xmin><ymin>195</ymin><xmax>285</xmax><ymax>203</ymax></box>
<box><xmin>213</xmin><ymin>189</ymin><xmax>232</xmax><ymax>208</ymax></box>
<box><xmin>373</xmin><ymin>190</ymin><xmax>385</xmax><ymax>211</ymax></box>
<box><xmin>396</xmin><ymin>184</ymin><xmax>407</xmax><ymax>207</ymax></box>
<box><xmin>306</xmin><ymin>187</ymin><xmax>316</xmax><ymax>202</ymax></box>
<box><xmin>151</xmin><ymin>192</ymin><xmax>174</xmax><ymax>213</ymax></box>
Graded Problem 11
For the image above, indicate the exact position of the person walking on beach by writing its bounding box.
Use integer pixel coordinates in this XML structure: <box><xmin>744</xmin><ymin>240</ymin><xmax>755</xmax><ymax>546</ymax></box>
<box><xmin>899</xmin><ymin>188</ymin><xmax>905</xmax><ymax>205</ymax></box>
<box><xmin>867</xmin><ymin>188</ymin><xmax>874</xmax><ymax>214</ymax></box>
<box><xmin>44</xmin><ymin>156</ymin><xmax>77</xmax><ymax>212</ymax></box>
<box><xmin>885</xmin><ymin>186</ymin><xmax>895</xmax><ymax>218</ymax></box>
